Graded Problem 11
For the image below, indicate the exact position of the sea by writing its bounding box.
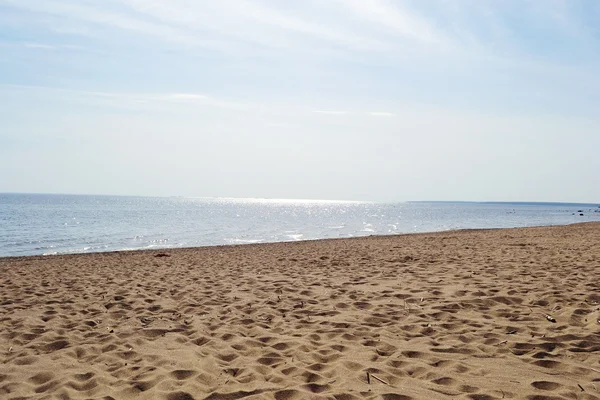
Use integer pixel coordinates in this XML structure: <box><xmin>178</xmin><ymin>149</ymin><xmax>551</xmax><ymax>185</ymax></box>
<box><xmin>1</xmin><ymin>193</ymin><xmax>599</xmax><ymax>258</ymax></box>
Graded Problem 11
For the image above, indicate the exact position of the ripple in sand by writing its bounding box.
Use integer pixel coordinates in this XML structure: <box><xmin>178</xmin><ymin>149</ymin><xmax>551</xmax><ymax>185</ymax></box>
<box><xmin>166</xmin><ymin>392</ymin><xmax>195</xmax><ymax>400</ymax></box>
<box><xmin>28</xmin><ymin>372</ymin><xmax>54</xmax><ymax>385</ymax></box>
<box><xmin>530</xmin><ymin>381</ymin><xmax>562</xmax><ymax>390</ymax></box>
<box><xmin>169</xmin><ymin>370</ymin><xmax>196</xmax><ymax>380</ymax></box>
<box><xmin>381</xmin><ymin>394</ymin><xmax>413</xmax><ymax>400</ymax></box>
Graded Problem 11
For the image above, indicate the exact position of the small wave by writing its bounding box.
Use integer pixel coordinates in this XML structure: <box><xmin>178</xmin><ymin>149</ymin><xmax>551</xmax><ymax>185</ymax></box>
<box><xmin>43</xmin><ymin>244</ymin><xmax>110</xmax><ymax>256</ymax></box>
<box><xmin>227</xmin><ymin>238</ymin><xmax>264</xmax><ymax>244</ymax></box>
<box><xmin>148</xmin><ymin>238</ymin><xmax>169</xmax><ymax>244</ymax></box>
<box><xmin>362</xmin><ymin>222</ymin><xmax>373</xmax><ymax>230</ymax></box>
<box><xmin>34</xmin><ymin>245</ymin><xmax>56</xmax><ymax>251</ymax></box>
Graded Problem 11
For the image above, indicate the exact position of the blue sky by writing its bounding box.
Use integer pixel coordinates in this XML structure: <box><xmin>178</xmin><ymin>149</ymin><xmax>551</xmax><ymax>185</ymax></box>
<box><xmin>1</xmin><ymin>0</ymin><xmax>599</xmax><ymax>202</ymax></box>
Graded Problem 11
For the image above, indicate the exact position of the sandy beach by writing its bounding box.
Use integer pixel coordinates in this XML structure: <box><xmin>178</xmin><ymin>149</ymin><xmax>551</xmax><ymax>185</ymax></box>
<box><xmin>1</xmin><ymin>222</ymin><xmax>599</xmax><ymax>400</ymax></box>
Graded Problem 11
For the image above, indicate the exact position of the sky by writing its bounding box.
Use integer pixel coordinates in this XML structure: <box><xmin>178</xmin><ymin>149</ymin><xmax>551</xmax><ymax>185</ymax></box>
<box><xmin>1</xmin><ymin>0</ymin><xmax>599</xmax><ymax>202</ymax></box>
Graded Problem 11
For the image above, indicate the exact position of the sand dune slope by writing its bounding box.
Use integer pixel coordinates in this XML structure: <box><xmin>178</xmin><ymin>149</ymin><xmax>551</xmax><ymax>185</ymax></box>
<box><xmin>1</xmin><ymin>223</ymin><xmax>600</xmax><ymax>399</ymax></box>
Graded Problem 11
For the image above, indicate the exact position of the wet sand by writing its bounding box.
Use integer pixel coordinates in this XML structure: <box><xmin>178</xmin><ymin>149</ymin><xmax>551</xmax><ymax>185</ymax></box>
<box><xmin>1</xmin><ymin>222</ymin><xmax>599</xmax><ymax>400</ymax></box>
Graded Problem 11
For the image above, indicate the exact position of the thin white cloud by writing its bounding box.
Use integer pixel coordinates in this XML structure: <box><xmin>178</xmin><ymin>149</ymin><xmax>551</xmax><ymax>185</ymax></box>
<box><xmin>338</xmin><ymin>0</ymin><xmax>447</xmax><ymax>45</ymax></box>
<box><xmin>0</xmin><ymin>41</ymin><xmax>91</xmax><ymax>51</ymax></box>
<box><xmin>119</xmin><ymin>0</ymin><xmax>389</xmax><ymax>51</ymax></box>
<box><xmin>0</xmin><ymin>41</ymin><xmax>54</xmax><ymax>49</ymax></box>
<box><xmin>3</xmin><ymin>0</ymin><xmax>598</xmax><ymax>61</ymax></box>
<box><xmin>2</xmin><ymin>0</ymin><xmax>223</xmax><ymax>49</ymax></box>
<box><xmin>312</xmin><ymin>110</ymin><xmax>348</xmax><ymax>115</ymax></box>
<box><xmin>369</xmin><ymin>112</ymin><xmax>395</xmax><ymax>117</ymax></box>
<box><xmin>228</xmin><ymin>0</ymin><xmax>387</xmax><ymax>51</ymax></box>
<box><xmin>22</xmin><ymin>42</ymin><xmax>56</xmax><ymax>49</ymax></box>
<box><xmin>0</xmin><ymin>84</ymin><xmax>246</xmax><ymax>109</ymax></box>
<box><xmin>166</xmin><ymin>93</ymin><xmax>209</xmax><ymax>101</ymax></box>
<box><xmin>2</xmin><ymin>0</ymin><xmax>446</xmax><ymax>55</ymax></box>
<box><xmin>1</xmin><ymin>0</ymin><xmax>598</xmax><ymax>104</ymax></box>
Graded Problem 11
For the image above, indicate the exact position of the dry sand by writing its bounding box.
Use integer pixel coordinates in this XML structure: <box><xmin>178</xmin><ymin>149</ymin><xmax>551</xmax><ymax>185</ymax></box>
<box><xmin>1</xmin><ymin>223</ymin><xmax>599</xmax><ymax>400</ymax></box>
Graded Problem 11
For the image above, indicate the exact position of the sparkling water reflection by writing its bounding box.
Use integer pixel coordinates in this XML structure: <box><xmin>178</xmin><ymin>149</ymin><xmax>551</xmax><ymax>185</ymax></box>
<box><xmin>0</xmin><ymin>194</ymin><xmax>598</xmax><ymax>257</ymax></box>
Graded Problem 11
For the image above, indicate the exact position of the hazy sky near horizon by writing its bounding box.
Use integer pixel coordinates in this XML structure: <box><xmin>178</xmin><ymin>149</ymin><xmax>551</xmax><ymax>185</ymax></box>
<box><xmin>1</xmin><ymin>0</ymin><xmax>599</xmax><ymax>202</ymax></box>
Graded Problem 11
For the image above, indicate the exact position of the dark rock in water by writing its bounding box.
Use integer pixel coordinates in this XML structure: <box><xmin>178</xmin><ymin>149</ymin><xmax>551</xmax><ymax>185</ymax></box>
<box><xmin>577</xmin><ymin>210</ymin><xmax>583</xmax><ymax>212</ymax></box>
<box><xmin>579</xmin><ymin>213</ymin><xmax>584</xmax><ymax>216</ymax></box>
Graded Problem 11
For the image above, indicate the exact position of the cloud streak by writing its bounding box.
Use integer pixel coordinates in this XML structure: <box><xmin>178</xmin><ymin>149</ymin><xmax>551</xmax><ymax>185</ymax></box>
<box><xmin>0</xmin><ymin>0</ymin><xmax>598</xmax><ymax>119</ymax></box>
<box><xmin>369</xmin><ymin>112</ymin><xmax>395</xmax><ymax>117</ymax></box>
<box><xmin>312</xmin><ymin>110</ymin><xmax>348</xmax><ymax>115</ymax></box>
<box><xmin>2</xmin><ymin>0</ymin><xmax>598</xmax><ymax>64</ymax></box>
<box><xmin>339</xmin><ymin>0</ymin><xmax>446</xmax><ymax>44</ymax></box>
<box><xmin>0</xmin><ymin>84</ymin><xmax>247</xmax><ymax>110</ymax></box>
<box><xmin>0</xmin><ymin>0</ymin><xmax>448</xmax><ymax>55</ymax></box>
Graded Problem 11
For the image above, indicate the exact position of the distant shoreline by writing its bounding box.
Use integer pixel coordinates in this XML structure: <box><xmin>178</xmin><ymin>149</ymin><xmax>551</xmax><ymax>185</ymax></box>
<box><xmin>1</xmin><ymin>192</ymin><xmax>599</xmax><ymax>206</ymax></box>
<box><xmin>407</xmin><ymin>200</ymin><xmax>600</xmax><ymax>207</ymax></box>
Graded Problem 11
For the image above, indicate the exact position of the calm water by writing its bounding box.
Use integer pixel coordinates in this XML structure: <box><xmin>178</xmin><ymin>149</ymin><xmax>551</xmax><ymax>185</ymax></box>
<box><xmin>1</xmin><ymin>193</ymin><xmax>599</xmax><ymax>257</ymax></box>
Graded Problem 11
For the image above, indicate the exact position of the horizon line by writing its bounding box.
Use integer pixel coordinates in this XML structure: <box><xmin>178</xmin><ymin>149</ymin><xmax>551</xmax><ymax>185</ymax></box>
<box><xmin>1</xmin><ymin>191</ymin><xmax>599</xmax><ymax>206</ymax></box>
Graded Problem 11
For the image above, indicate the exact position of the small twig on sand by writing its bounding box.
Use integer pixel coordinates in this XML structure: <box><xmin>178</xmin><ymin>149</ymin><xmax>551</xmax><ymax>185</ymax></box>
<box><xmin>543</xmin><ymin>314</ymin><xmax>556</xmax><ymax>323</ymax></box>
<box><xmin>366</xmin><ymin>372</ymin><xmax>371</xmax><ymax>384</ymax></box>
<box><xmin>370</xmin><ymin>374</ymin><xmax>389</xmax><ymax>385</ymax></box>
<box><xmin>497</xmin><ymin>340</ymin><xmax>508</xmax><ymax>346</ymax></box>
<box><xmin>578</xmin><ymin>384</ymin><xmax>585</xmax><ymax>392</ymax></box>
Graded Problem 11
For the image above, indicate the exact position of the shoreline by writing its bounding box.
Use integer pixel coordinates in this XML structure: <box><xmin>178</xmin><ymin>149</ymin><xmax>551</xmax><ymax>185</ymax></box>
<box><xmin>2</xmin><ymin>221</ymin><xmax>599</xmax><ymax>262</ymax></box>
<box><xmin>1</xmin><ymin>222</ymin><xmax>599</xmax><ymax>399</ymax></box>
